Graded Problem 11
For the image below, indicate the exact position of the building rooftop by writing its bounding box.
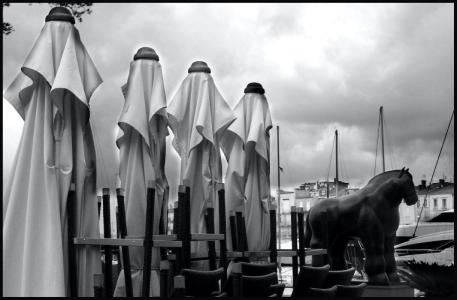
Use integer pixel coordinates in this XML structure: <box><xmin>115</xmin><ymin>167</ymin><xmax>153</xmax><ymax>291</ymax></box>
<box><xmin>416</xmin><ymin>181</ymin><xmax>454</xmax><ymax>196</ymax></box>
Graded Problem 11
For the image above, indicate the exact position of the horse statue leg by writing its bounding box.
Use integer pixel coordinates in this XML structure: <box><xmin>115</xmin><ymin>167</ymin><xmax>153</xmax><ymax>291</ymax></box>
<box><xmin>384</xmin><ymin>235</ymin><xmax>400</xmax><ymax>283</ymax></box>
<box><xmin>328</xmin><ymin>236</ymin><xmax>348</xmax><ymax>270</ymax></box>
<box><xmin>358</xmin><ymin>208</ymin><xmax>390</xmax><ymax>285</ymax></box>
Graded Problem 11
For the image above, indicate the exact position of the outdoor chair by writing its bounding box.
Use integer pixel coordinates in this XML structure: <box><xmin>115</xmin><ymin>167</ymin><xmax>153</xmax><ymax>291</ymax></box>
<box><xmin>181</xmin><ymin>267</ymin><xmax>226</xmax><ymax>297</ymax></box>
<box><xmin>308</xmin><ymin>285</ymin><xmax>338</xmax><ymax>297</ymax></box>
<box><xmin>240</xmin><ymin>272</ymin><xmax>280</xmax><ymax>297</ymax></box>
<box><xmin>240</xmin><ymin>262</ymin><xmax>285</xmax><ymax>296</ymax></box>
<box><xmin>336</xmin><ymin>282</ymin><xmax>367</xmax><ymax>297</ymax></box>
<box><xmin>323</xmin><ymin>267</ymin><xmax>355</xmax><ymax>288</ymax></box>
<box><xmin>291</xmin><ymin>264</ymin><xmax>330</xmax><ymax>297</ymax></box>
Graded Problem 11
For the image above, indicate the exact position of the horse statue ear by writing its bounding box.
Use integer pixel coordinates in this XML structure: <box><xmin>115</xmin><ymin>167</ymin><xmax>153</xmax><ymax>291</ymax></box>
<box><xmin>406</xmin><ymin>168</ymin><xmax>409</xmax><ymax>173</ymax></box>
<box><xmin>398</xmin><ymin>167</ymin><xmax>405</xmax><ymax>178</ymax></box>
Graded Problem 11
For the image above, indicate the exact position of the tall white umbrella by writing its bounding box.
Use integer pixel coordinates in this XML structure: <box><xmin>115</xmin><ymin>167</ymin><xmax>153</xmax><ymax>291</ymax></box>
<box><xmin>168</xmin><ymin>61</ymin><xmax>235</xmax><ymax>267</ymax></box>
<box><xmin>221</xmin><ymin>83</ymin><xmax>272</xmax><ymax>251</ymax></box>
<box><xmin>3</xmin><ymin>7</ymin><xmax>102</xmax><ymax>296</ymax></box>
<box><xmin>113</xmin><ymin>47</ymin><xmax>169</xmax><ymax>296</ymax></box>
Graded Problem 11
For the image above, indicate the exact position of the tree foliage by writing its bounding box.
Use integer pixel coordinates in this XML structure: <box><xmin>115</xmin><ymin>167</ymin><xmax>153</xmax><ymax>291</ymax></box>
<box><xmin>3</xmin><ymin>2</ymin><xmax>93</xmax><ymax>35</ymax></box>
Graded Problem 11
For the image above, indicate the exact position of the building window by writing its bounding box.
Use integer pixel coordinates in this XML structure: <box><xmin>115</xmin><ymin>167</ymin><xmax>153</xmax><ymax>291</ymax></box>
<box><xmin>442</xmin><ymin>198</ymin><xmax>447</xmax><ymax>210</ymax></box>
<box><xmin>433</xmin><ymin>198</ymin><xmax>438</xmax><ymax>209</ymax></box>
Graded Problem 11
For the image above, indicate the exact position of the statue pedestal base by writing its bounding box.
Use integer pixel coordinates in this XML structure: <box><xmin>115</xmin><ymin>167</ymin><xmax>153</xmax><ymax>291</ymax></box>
<box><xmin>353</xmin><ymin>281</ymin><xmax>414</xmax><ymax>297</ymax></box>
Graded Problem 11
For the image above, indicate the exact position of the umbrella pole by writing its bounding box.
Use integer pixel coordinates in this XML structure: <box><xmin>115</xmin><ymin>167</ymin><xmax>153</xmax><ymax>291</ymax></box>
<box><xmin>269</xmin><ymin>204</ymin><xmax>277</xmax><ymax>263</ymax></box>
<box><xmin>297</xmin><ymin>208</ymin><xmax>305</xmax><ymax>267</ymax></box>
<box><xmin>241</xmin><ymin>215</ymin><xmax>248</xmax><ymax>251</ymax></box>
<box><xmin>67</xmin><ymin>183</ymin><xmax>77</xmax><ymax>297</ymax></box>
<box><xmin>160</xmin><ymin>261</ymin><xmax>170</xmax><ymax>298</ymax></box>
<box><xmin>229</xmin><ymin>211</ymin><xmax>238</xmax><ymax>251</ymax></box>
<box><xmin>205</xmin><ymin>203</ymin><xmax>217</xmax><ymax>270</ymax></box>
<box><xmin>116</xmin><ymin>188</ymin><xmax>133</xmax><ymax>297</ymax></box>
<box><xmin>102</xmin><ymin>188</ymin><xmax>113</xmax><ymax>297</ymax></box>
<box><xmin>217</xmin><ymin>186</ymin><xmax>227</xmax><ymax>283</ymax></box>
<box><xmin>141</xmin><ymin>182</ymin><xmax>155</xmax><ymax>297</ymax></box>
<box><xmin>291</xmin><ymin>206</ymin><xmax>298</xmax><ymax>288</ymax></box>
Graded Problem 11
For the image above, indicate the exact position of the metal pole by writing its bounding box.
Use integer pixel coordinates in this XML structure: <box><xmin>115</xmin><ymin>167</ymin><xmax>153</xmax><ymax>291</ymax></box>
<box><xmin>276</xmin><ymin>125</ymin><xmax>281</xmax><ymax>249</ymax></box>
<box><xmin>380</xmin><ymin>106</ymin><xmax>385</xmax><ymax>172</ymax></box>
<box><xmin>116</xmin><ymin>188</ymin><xmax>133</xmax><ymax>297</ymax></box>
<box><xmin>335</xmin><ymin>130</ymin><xmax>339</xmax><ymax>198</ymax></box>
<box><xmin>141</xmin><ymin>181</ymin><xmax>155</xmax><ymax>297</ymax></box>
<box><xmin>67</xmin><ymin>183</ymin><xmax>77</xmax><ymax>297</ymax></box>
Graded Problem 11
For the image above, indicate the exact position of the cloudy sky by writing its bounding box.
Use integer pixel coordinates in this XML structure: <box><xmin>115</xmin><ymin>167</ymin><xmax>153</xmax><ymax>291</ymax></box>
<box><xmin>3</xmin><ymin>3</ymin><xmax>454</xmax><ymax>201</ymax></box>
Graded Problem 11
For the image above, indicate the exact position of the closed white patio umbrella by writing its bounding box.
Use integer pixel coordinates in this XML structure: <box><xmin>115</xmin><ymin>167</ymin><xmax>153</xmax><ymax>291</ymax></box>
<box><xmin>113</xmin><ymin>47</ymin><xmax>169</xmax><ymax>296</ymax></box>
<box><xmin>221</xmin><ymin>82</ymin><xmax>273</xmax><ymax>252</ymax></box>
<box><xmin>3</xmin><ymin>7</ymin><xmax>102</xmax><ymax>297</ymax></box>
<box><xmin>167</xmin><ymin>61</ymin><xmax>235</xmax><ymax>267</ymax></box>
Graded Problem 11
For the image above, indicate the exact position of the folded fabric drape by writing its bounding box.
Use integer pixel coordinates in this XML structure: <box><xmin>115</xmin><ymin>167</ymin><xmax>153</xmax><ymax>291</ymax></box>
<box><xmin>221</xmin><ymin>87</ymin><xmax>273</xmax><ymax>251</ymax></box>
<box><xmin>168</xmin><ymin>63</ymin><xmax>235</xmax><ymax>267</ymax></box>
<box><xmin>114</xmin><ymin>49</ymin><xmax>169</xmax><ymax>296</ymax></box>
<box><xmin>3</xmin><ymin>14</ymin><xmax>102</xmax><ymax>296</ymax></box>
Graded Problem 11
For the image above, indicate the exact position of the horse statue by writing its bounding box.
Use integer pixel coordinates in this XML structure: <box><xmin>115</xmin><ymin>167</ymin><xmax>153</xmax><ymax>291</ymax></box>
<box><xmin>304</xmin><ymin>167</ymin><xmax>418</xmax><ymax>285</ymax></box>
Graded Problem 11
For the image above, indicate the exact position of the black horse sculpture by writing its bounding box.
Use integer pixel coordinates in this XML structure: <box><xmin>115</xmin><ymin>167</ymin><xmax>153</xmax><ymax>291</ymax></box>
<box><xmin>304</xmin><ymin>168</ymin><xmax>418</xmax><ymax>285</ymax></box>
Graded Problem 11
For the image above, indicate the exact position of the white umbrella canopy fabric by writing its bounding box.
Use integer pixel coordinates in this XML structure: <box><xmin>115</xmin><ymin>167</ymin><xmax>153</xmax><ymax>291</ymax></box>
<box><xmin>113</xmin><ymin>47</ymin><xmax>169</xmax><ymax>296</ymax></box>
<box><xmin>221</xmin><ymin>83</ymin><xmax>273</xmax><ymax>251</ymax></box>
<box><xmin>3</xmin><ymin>7</ymin><xmax>102</xmax><ymax>297</ymax></box>
<box><xmin>168</xmin><ymin>61</ymin><xmax>236</xmax><ymax>267</ymax></box>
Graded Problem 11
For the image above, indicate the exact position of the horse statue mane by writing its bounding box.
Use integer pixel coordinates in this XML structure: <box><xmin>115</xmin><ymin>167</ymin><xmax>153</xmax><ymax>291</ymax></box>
<box><xmin>304</xmin><ymin>167</ymin><xmax>419</xmax><ymax>285</ymax></box>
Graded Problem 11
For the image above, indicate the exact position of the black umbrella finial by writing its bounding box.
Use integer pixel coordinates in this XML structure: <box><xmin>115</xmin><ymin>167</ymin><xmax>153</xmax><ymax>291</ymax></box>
<box><xmin>133</xmin><ymin>47</ymin><xmax>159</xmax><ymax>61</ymax></box>
<box><xmin>45</xmin><ymin>7</ymin><xmax>75</xmax><ymax>24</ymax></box>
<box><xmin>244</xmin><ymin>82</ymin><xmax>265</xmax><ymax>95</ymax></box>
<box><xmin>188</xmin><ymin>61</ymin><xmax>211</xmax><ymax>74</ymax></box>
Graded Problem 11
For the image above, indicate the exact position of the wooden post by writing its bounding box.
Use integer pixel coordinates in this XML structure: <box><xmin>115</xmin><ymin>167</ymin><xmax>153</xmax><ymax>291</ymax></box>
<box><xmin>116</xmin><ymin>188</ymin><xmax>133</xmax><ymax>297</ymax></box>
<box><xmin>297</xmin><ymin>207</ymin><xmax>305</xmax><ymax>267</ymax></box>
<box><xmin>173</xmin><ymin>275</ymin><xmax>186</xmax><ymax>297</ymax></box>
<box><xmin>229</xmin><ymin>211</ymin><xmax>238</xmax><ymax>251</ymax></box>
<box><xmin>160</xmin><ymin>260</ymin><xmax>170</xmax><ymax>298</ymax></box>
<box><xmin>269</xmin><ymin>203</ymin><xmax>277</xmax><ymax>263</ymax></box>
<box><xmin>67</xmin><ymin>183</ymin><xmax>77</xmax><ymax>297</ymax></box>
<box><xmin>184</xmin><ymin>186</ymin><xmax>191</xmax><ymax>268</ymax></box>
<box><xmin>159</xmin><ymin>200</ymin><xmax>167</xmax><ymax>260</ymax></box>
<box><xmin>173</xmin><ymin>201</ymin><xmax>179</xmax><ymax>235</ymax></box>
<box><xmin>141</xmin><ymin>181</ymin><xmax>155</xmax><ymax>297</ymax></box>
<box><xmin>217</xmin><ymin>185</ymin><xmax>227</xmax><ymax>284</ymax></box>
<box><xmin>235</xmin><ymin>210</ymin><xmax>244</xmax><ymax>251</ymax></box>
<box><xmin>93</xmin><ymin>273</ymin><xmax>104</xmax><ymax>298</ymax></box>
<box><xmin>176</xmin><ymin>187</ymin><xmax>186</xmax><ymax>273</ymax></box>
<box><xmin>206</xmin><ymin>203</ymin><xmax>217</xmax><ymax>270</ymax></box>
<box><xmin>291</xmin><ymin>206</ymin><xmax>298</xmax><ymax>287</ymax></box>
<box><xmin>241</xmin><ymin>215</ymin><xmax>248</xmax><ymax>251</ymax></box>
<box><xmin>232</xmin><ymin>262</ymin><xmax>242</xmax><ymax>297</ymax></box>
<box><xmin>102</xmin><ymin>188</ymin><xmax>113</xmax><ymax>297</ymax></box>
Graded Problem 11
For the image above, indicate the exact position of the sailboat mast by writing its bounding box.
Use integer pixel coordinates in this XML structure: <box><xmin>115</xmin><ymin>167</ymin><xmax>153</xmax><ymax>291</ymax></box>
<box><xmin>276</xmin><ymin>125</ymin><xmax>281</xmax><ymax>249</ymax></box>
<box><xmin>335</xmin><ymin>130</ymin><xmax>339</xmax><ymax>198</ymax></box>
<box><xmin>380</xmin><ymin>106</ymin><xmax>385</xmax><ymax>172</ymax></box>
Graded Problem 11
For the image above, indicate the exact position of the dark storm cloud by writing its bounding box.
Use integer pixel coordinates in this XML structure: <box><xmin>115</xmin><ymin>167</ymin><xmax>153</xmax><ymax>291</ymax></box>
<box><xmin>3</xmin><ymin>3</ymin><xmax>454</xmax><ymax>197</ymax></box>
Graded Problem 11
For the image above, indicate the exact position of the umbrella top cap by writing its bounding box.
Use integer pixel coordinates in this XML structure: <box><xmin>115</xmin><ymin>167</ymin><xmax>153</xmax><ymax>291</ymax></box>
<box><xmin>45</xmin><ymin>7</ymin><xmax>75</xmax><ymax>24</ymax></box>
<box><xmin>188</xmin><ymin>61</ymin><xmax>211</xmax><ymax>74</ymax></box>
<box><xmin>244</xmin><ymin>82</ymin><xmax>265</xmax><ymax>95</ymax></box>
<box><xmin>133</xmin><ymin>47</ymin><xmax>159</xmax><ymax>61</ymax></box>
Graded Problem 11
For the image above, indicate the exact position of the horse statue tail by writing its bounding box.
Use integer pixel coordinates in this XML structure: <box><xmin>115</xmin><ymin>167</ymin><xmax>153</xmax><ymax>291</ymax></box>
<box><xmin>304</xmin><ymin>213</ymin><xmax>312</xmax><ymax>248</ymax></box>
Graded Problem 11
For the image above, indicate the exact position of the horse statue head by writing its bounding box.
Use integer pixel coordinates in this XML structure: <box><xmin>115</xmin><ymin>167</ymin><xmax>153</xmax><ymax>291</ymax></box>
<box><xmin>396</xmin><ymin>167</ymin><xmax>418</xmax><ymax>206</ymax></box>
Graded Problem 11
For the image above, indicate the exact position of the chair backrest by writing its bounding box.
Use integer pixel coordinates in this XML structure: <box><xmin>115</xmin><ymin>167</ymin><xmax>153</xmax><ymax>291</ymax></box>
<box><xmin>241</xmin><ymin>272</ymin><xmax>278</xmax><ymax>297</ymax></box>
<box><xmin>182</xmin><ymin>268</ymin><xmax>224</xmax><ymax>296</ymax></box>
<box><xmin>323</xmin><ymin>267</ymin><xmax>355</xmax><ymax>288</ymax></box>
<box><xmin>309</xmin><ymin>285</ymin><xmax>338</xmax><ymax>297</ymax></box>
<box><xmin>291</xmin><ymin>264</ymin><xmax>330</xmax><ymax>297</ymax></box>
<box><xmin>241</xmin><ymin>262</ymin><xmax>278</xmax><ymax>282</ymax></box>
<box><xmin>336</xmin><ymin>282</ymin><xmax>367</xmax><ymax>297</ymax></box>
